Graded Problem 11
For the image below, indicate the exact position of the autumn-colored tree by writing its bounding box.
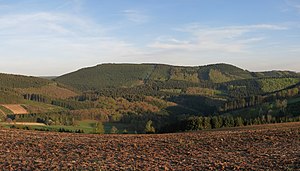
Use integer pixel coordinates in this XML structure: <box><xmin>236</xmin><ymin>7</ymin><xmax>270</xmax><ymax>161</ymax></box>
<box><xmin>110</xmin><ymin>126</ymin><xmax>118</xmax><ymax>134</ymax></box>
<box><xmin>95</xmin><ymin>121</ymin><xmax>105</xmax><ymax>134</ymax></box>
<box><xmin>145</xmin><ymin>120</ymin><xmax>155</xmax><ymax>134</ymax></box>
<box><xmin>122</xmin><ymin>129</ymin><xmax>128</xmax><ymax>134</ymax></box>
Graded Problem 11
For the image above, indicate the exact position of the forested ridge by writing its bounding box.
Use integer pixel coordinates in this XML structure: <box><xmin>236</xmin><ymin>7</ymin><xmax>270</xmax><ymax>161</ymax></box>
<box><xmin>1</xmin><ymin>63</ymin><xmax>300</xmax><ymax>133</ymax></box>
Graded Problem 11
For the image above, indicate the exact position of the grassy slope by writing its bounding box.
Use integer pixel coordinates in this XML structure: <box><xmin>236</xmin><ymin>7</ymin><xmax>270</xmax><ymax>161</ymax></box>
<box><xmin>258</xmin><ymin>78</ymin><xmax>300</xmax><ymax>93</ymax></box>
<box><xmin>0</xmin><ymin>99</ymin><xmax>65</xmax><ymax>114</ymax></box>
<box><xmin>16</xmin><ymin>83</ymin><xmax>78</xmax><ymax>99</ymax></box>
<box><xmin>148</xmin><ymin>64</ymin><xmax>171</xmax><ymax>81</ymax></box>
<box><xmin>21</xmin><ymin>100</ymin><xmax>66</xmax><ymax>113</ymax></box>
<box><xmin>198</xmin><ymin>63</ymin><xmax>253</xmax><ymax>82</ymax></box>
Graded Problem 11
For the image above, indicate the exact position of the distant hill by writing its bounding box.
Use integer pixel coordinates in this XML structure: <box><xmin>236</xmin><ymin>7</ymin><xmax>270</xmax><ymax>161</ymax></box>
<box><xmin>254</xmin><ymin>71</ymin><xmax>299</xmax><ymax>78</ymax></box>
<box><xmin>39</xmin><ymin>76</ymin><xmax>57</xmax><ymax>80</ymax></box>
<box><xmin>0</xmin><ymin>73</ymin><xmax>77</xmax><ymax>113</ymax></box>
<box><xmin>55</xmin><ymin>64</ymin><xmax>155</xmax><ymax>90</ymax></box>
<box><xmin>0</xmin><ymin>73</ymin><xmax>51</xmax><ymax>88</ymax></box>
<box><xmin>54</xmin><ymin>63</ymin><xmax>299</xmax><ymax>91</ymax></box>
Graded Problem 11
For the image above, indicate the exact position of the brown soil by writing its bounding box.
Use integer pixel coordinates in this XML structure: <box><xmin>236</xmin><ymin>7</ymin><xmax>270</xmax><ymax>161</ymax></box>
<box><xmin>1</xmin><ymin>104</ymin><xmax>28</xmax><ymax>114</ymax></box>
<box><xmin>0</xmin><ymin>122</ymin><xmax>299</xmax><ymax>170</ymax></box>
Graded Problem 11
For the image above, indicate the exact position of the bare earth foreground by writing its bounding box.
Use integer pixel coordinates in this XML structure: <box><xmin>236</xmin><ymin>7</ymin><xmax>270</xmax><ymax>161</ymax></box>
<box><xmin>0</xmin><ymin>123</ymin><xmax>299</xmax><ymax>170</ymax></box>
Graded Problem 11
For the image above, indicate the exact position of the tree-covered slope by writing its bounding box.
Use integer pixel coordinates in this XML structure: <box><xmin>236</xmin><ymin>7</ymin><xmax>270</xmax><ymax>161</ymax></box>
<box><xmin>55</xmin><ymin>63</ymin><xmax>270</xmax><ymax>91</ymax></box>
<box><xmin>198</xmin><ymin>63</ymin><xmax>253</xmax><ymax>83</ymax></box>
<box><xmin>254</xmin><ymin>71</ymin><xmax>299</xmax><ymax>78</ymax></box>
<box><xmin>55</xmin><ymin>64</ymin><xmax>156</xmax><ymax>90</ymax></box>
<box><xmin>0</xmin><ymin>73</ymin><xmax>51</xmax><ymax>104</ymax></box>
<box><xmin>0</xmin><ymin>89</ymin><xmax>24</xmax><ymax>104</ymax></box>
<box><xmin>0</xmin><ymin>73</ymin><xmax>78</xmax><ymax>99</ymax></box>
<box><xmin>0</xmin><ymin>73</ymin><xmax>51</xmax><ymax>88</ymax></box>
<box><xmin>0</xmin><ymin>73</ymin><xmax>77</xmax><ymax>114</ymax></box>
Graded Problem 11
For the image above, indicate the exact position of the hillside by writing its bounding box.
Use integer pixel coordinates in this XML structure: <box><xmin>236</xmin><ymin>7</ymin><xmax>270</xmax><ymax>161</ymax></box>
<box><xmin>1</xmin><ymin>63</ymin><xmax>300</xmax><ymax>134</ymax></box>
<box><xmin>0</xmin><ymin>73</ymin><xmax>51</xmax><ymax>88</ymax></box>
<box><xmin>55</xmin><ymin>63</ymin><xmax>252</xmax><ymax>90</ymax></box>
<box><xmin>55</xmin><ymin>63</ymin><xmax>299</xmax><ymax>91</ymax></box>
<box><xmin>0</xmin><ymin>73</ymin><xmax>76</xmax><ymax>118</ymax></box>
<box><xmin>55</xmin><ymin>64</ymin><xmax>155</xmax><ymax>90</ymax></box>
<box><xmin>254</xmin><ymin>70</ymin><xmax>299</xmax><ymax>78</ymax></box>
<box><xmin>0</xmin><ymin>73</ymin><xmax>78</xmax><ymax>100</ymax></box>
<box><xmin>15</xmin><ymin>84</ymin><xmax>78</xmax><ymax>99</ymax></box>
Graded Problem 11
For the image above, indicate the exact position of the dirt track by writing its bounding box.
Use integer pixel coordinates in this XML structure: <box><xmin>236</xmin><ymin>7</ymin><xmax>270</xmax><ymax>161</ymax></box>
<box><xmin>0</xmin><ymin>122</ymin><xmax>299</xmax><ymax>170</ymax></box>
<box><xmin>2</xmin><ymin>122</ymin><xmax>46</xmax><ymax>126</ymax></box>
<box><xmin>0</xmin><ymin>109</ymin><xmax>4</xmax><ymax>115</ymax></box>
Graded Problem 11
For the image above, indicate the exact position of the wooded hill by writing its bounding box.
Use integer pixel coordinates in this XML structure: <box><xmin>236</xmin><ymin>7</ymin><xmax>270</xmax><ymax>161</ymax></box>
<box><xmin>0</xmin><ymin>63</ymin><xmax>300</xmax><ymax>133</ymax></box>
<box><xmin>55</xmin><ymin>63</ymin><xmax>299</xmax><ymax>90</ymax></box>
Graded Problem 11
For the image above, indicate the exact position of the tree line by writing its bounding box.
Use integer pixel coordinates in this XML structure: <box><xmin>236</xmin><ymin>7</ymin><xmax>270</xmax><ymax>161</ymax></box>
<box><xmin>160</xmin><ymin>115</ymin><xmax>300</xmax><ymax>133</ymax></box>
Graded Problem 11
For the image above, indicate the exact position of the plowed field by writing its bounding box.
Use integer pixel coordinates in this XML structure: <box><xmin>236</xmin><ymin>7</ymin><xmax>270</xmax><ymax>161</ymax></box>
<box><xmin>0</xmin><ymin>122</ymin><xmax>299</xmax><ymax>170</ymax></box>
<box><xmin>1</xmin><ymin>104</ymin><xmax>28</xmax><ymax>114</ymax></box>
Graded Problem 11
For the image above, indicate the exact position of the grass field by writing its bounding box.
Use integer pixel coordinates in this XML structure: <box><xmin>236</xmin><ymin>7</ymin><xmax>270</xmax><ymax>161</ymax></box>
<box><xmin>0</xmin><ymin>120</ymin><xmax>131</xmax><ymax>134</ymax></box>
<box><xmin>21</xmin><ymin>100</ymin><xmax>66</xmax><ymax>113</ymax></box>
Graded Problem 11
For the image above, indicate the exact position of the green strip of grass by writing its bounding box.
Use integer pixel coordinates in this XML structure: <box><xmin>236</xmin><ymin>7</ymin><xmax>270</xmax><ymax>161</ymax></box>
<box><xmin>0</xmin><ymin>120</ymin><xmax>133</xmax><ymax>134</ymax></box>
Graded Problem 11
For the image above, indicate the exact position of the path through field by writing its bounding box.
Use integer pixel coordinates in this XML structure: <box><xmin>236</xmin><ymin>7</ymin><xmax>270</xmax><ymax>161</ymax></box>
<box><xmin>0</xmin><ymin>122</ymin><xmax>299</xmax><ymax>170</ymax></box>
<box><xmin>2</xmin><ymin>122</ymin><xmax>46</xmax><ymax>126</ymax></box>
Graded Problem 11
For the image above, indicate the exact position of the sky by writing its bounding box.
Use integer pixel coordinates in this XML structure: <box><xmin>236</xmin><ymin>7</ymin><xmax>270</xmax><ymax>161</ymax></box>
<box><xmin>0</xmin><ymin>0</ymin><xmax>299</xmax><ymax>76</ymax></box>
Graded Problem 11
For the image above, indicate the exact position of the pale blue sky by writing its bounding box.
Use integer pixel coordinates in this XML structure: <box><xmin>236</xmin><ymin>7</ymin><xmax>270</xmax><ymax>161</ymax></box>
<box><xmin>0</xmin><ymin>0</ymin><xmax>299</xmax><ymax>75</ymax></box>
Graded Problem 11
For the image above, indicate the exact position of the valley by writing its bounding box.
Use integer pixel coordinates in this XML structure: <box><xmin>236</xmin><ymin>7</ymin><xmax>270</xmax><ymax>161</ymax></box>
<box><xmin>0</xmin><ymin>63</ymin><xmax>299</xmax><ymax>134</ymax></box>
<box><xmin>1</xmin><ymin>1</ymin><xmax>300</xmax><ymax>170</ymax></box>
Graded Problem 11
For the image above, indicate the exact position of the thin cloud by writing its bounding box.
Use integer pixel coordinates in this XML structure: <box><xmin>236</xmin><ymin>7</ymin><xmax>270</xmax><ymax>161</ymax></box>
<box><xmin>0</xmin><ymin>12</ymin><xmax>143</xmax><ymax>75</ymax></box>
<box><xmin>0</xmin><ymin>12</ymin><xmax>104</xmax><ymax>37</ymax></box>
<box><xmin>149</xmin><ymin>24</ymin><xmax>287</xmax><ymax>53</ymax></box>
<box><xmin>55</xmin><ymin>0</ymin><xmax>85</xmax><ymax>12</ymax></box>
<box><xmin>122</xmin><ymin>10</ymin><xmax>149</xmax><ymax>23</ymax></box>
<box><xmin>285</xmin><ymin>0</ymin><xmax>300</xmax><ymax>13</ymax></box>
<box><xmin>0</xmin><ymin>4</ymin><xmax>10</xmax><ymax>9</ymax></box>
